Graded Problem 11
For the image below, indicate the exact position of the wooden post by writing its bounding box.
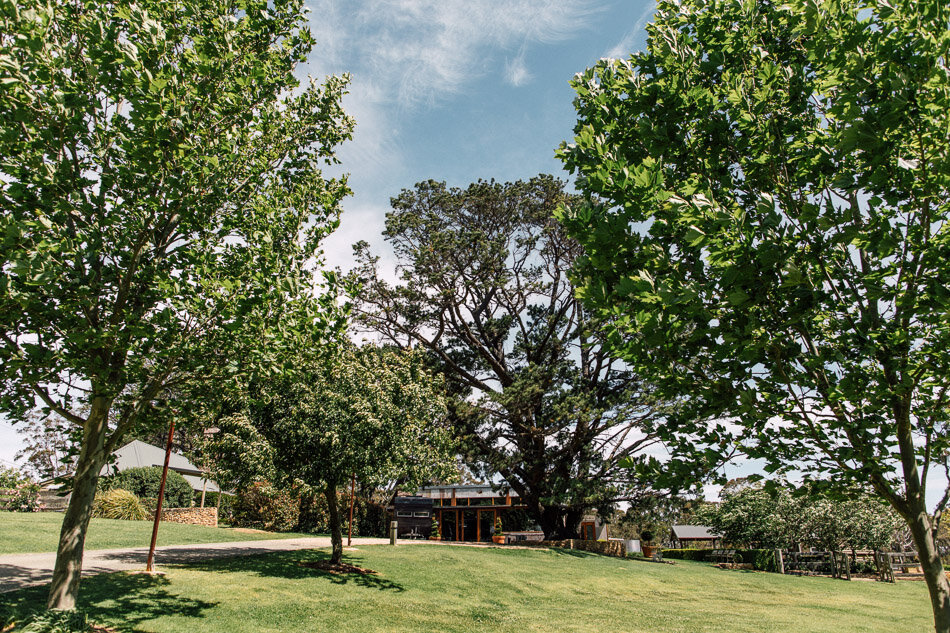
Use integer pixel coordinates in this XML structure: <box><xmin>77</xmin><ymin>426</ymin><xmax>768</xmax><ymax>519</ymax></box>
<box><xmin>775</xmin><ymin>549</ymin><xmax>784</xmax><ymax>574</ymax></box>
<box><xmin>390</xmin><ymin>520</ymin><xmax>398</xmax><ymax>545</ymax></box>
<box><xmin>146</xmin><ymin>420</ymin><xmax>175</xmax><ymax>573</ymax></box>
<box><xmin>347</xmin><ymin>472</ymin><xmax>356</xmax><ymax>547</ymax></box>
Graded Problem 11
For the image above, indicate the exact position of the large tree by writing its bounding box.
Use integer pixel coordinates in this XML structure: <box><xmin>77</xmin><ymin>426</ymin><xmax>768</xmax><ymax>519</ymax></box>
<box><xmin>217</xmin><ymin>344</ymin><xmax>455</xmax><ymax>564</ymax></box>
<box><xmin>0</xmin><ymin>0</ymin><xmax>351</xmax><ymax>609</ymax></box>
<box><xmin>351</xmin><ymin>176</ymin><xmax>674</xmax><ymax>538</ymax></box>
<box><xmin>557</xmin><ymin>0</ymin><xmax>950</xmax><ymax>629</ymax></box>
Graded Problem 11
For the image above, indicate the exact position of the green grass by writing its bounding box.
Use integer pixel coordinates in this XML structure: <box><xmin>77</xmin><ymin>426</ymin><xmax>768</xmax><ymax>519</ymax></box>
<box><xmin>0</xmin><ymin>512</ymin><xmax>317</xmax><ymax>554</ymax></box>
<box><xmin>0</xmin><ymin>545</ymin><xmax>932</xmax><ymax>632</ymax></box>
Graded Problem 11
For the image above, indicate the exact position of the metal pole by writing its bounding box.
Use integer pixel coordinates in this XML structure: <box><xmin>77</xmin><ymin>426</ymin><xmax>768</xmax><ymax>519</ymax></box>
<box><xmin>347</xmin><ymin>472</ymin><xmax>356</xmax><ymax>547</ymax></box>
<box><xmin>146</xmin><ymin>420</ymin><xmax>175</xmax><ymax>572</ymax></box>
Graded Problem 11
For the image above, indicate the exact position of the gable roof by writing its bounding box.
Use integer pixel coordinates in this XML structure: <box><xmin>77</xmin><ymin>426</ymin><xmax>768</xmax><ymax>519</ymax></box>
<box><xmin>671</xmin><ymin>524</ymin><xmax>719</xmax><ymax>540</ymax></box>
<box><xmin>100</xmin><ymin>440</ymin><xmax>219</xmax><ymax>492</ymax></box>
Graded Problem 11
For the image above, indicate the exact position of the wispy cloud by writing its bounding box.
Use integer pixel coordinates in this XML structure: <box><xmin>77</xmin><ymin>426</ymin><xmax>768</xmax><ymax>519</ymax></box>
<box><xmin>602</xmin><ymin>1</ymin><xmax>655</xmax><ymax>60</ymax></box>
<box><xmin>505</xmin><ymin>43</ymin><xmax>532</xmax><ymax>87</ymax></box>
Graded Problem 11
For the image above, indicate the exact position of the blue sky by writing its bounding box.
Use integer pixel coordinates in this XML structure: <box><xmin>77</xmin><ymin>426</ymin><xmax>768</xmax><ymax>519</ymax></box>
<box><xmin>311</xmin><ymin>0</ymin><xmax>657</xmax><ymax>273</ymax></box>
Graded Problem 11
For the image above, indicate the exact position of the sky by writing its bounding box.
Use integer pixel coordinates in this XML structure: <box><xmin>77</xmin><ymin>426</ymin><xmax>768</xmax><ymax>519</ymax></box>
<box><xmin>2</xmin><ymin>0</ymin><xmax>945</xmax><ymax>508</ymax></box>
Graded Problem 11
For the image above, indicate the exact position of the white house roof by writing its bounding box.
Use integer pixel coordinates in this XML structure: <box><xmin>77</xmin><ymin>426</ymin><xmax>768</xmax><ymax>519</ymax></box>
<box><xmin>671</xmin><ymin>524</ymin><xmax>719</xmax><ymax>540</ymax></box>
<box><xmin>100</xmin><ymin>440</ymin><xmax>219</xmax><ymax>493</ymax></box>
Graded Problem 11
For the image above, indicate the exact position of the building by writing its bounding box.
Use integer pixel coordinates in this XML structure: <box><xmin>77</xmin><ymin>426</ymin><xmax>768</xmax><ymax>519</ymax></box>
<box><xmin>100</xmin><ymin>440</ymin><xmax>221</xmax><ymax>503</ymax></box>
<box><xmin>411</xmin><ymin>484</ymin><xmax>608</xmax><ymax>543</ymax></box>
<box><xmin>416</xmin><ymin>484</ymin><xmax>525</xmax><ymax>542</ymax></box>
<box><xmin>669</xmin><ymin>524</ymin><xmax>720</xmax><ymax>548</ymax></box>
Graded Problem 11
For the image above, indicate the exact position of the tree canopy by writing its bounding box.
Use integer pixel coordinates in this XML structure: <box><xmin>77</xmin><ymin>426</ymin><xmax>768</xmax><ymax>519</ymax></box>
<box><xmin>0</xmin><ymin>0</ymin><xmax>352</xmax><ymax>608</ymax></box>
<box><xmin>557</xmin><ymin>0</ymin><xmax>950</xmax><ymax>628</ymax></box>
<box><xmin>351</xmin><ymin>175</ymin><xmax>678</xmax><ymax>538</ymax></box>
<box><xmin>214</xmin><ymin>344</ymin><xmax>455</xmax><ymax>563</ymax></box>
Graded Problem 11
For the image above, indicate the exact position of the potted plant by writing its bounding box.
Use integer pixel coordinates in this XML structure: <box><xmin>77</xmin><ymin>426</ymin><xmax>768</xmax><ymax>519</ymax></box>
<box><xmin>430</xmin><ymin>517</ymin><xmax>442</xmax><ymax>541</ymax></box>
<box><xmin>640</xmin><ymin>527</ymin><xmax>656</xmax><ymax>559</ymax></box>
<box><xmin>492</xmin><ymin>516</ymin><xmax>505</xmax><ymax>544</ymax></box>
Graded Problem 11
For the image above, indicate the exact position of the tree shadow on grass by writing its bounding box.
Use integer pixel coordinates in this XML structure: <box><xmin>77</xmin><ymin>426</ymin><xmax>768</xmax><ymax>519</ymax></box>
<box><xmin>180</xmin><ymin>549</ymin><xmax>405</xmax><ymax>592</ymax></box>
<box><xmin>1</xmin><ymin>573</ymin><xmax>215</xmax><ymax>632</ymax></box>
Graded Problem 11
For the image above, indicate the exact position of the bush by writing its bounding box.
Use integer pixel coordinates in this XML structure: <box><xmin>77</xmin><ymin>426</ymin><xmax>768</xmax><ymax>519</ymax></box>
<box><xmin>662</xmin><ymin>548</ymin><xmax>712</xmax><ymax>562</ymax></box>
<box><xmin>662</xmin><ymin>548</ymin><xmax>779</xmax><ymax>572</ymax></box>
<box><xmin>3</xmin><ymin>481</ymin><xmax>42</xmax><ymax>512</ymax></box>
<box><xmin>20</xmin><ymin>609</ymin><xmax>89</xmax><ymax>633</ymax></box>
<box><xmin>231</xmin><ymin>482</ymin><xmax>300</xmax><ymax>532</ymax></box>
<box><xmin>92</xmin><ymin>488</ymin><xmax>148</xmax><ymax>520</ymax></box>
<box><xmin>103</xmin><ymin>466</ymin><xmax>193</xmax><ymax>508</ymax></box>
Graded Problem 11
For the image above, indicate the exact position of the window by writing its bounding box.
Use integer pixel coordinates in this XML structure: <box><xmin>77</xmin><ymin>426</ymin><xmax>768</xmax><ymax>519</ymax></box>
<box><xmin>413</xmin><ymin>511</ymin><xmax>430</xmax><ymax>518</ymax></box>
<box><xmin>396</xmin><ymin>510</ymin><xmax>412</xmax><ymax>517</ymax></box>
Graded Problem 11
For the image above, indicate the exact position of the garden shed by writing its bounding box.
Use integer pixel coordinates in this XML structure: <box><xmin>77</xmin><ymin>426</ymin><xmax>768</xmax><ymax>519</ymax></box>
<box><xmin>670</xmin><ymin>524</ymin><xmax>720</xmax><ymax>548</ymax></box>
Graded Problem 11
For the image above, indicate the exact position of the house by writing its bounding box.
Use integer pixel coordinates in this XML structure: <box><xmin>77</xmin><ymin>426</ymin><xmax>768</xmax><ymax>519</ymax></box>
<box><xmin>415</xmin><ymin>484</ymin><xmax>526</xmax><ymax>542</ymax></box>
<box><xmin>669</xmin><ymin>524</ymin><xmax>720</xmax><ymax>548</ymax></box>
<box><xmin>412</xmin><ymin>484</ymin><xmax>608</xmax><ymax>542</ymax></box>
<box><xmin>100</xmin><ymin>440</ymin><xmax>221</xmax><ymax>504</ymax></box>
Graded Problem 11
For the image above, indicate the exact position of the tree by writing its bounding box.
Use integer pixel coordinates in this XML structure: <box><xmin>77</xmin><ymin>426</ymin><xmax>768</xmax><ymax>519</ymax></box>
<box><xmin>557</xmin><ymin>1</ymin><xmax>950</xmax><ymax>628</ymax></box>
<box><xmin>351</xmin><ymin>176</ymin><xmax>678</xmax><ymax>539</ymax></box>
<box><xmin>15</xmin><ymin>411</ymin><xmax>78</xmax><ymax>481</ymax></box>
<box><xmin>0</xmin><ymin>0</ymin><xmax>352</xmax><ymax>609</ymax></box>
<box><xmin>217</xmin><ymin>344</ymin><xmax>455</xmax><ymax>564</ymax></box>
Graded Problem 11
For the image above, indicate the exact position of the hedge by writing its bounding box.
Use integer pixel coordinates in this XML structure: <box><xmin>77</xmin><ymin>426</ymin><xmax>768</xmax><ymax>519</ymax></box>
<box><xmin>102</xmin><ymin>466</ymin><xmax>193</xmax><ymax>509</ymax></box>
<box><xmin>663</xmin><ymin>548</ymin><xmax>779</xmax><ymax>572</ymax></box>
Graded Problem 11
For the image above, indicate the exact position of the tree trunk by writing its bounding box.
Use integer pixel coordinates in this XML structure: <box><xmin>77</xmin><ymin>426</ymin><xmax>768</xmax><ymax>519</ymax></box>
<box><xmin>538</xmin><ymin>505</ymin><xmax>584</xmax><ymax>540</ymax></box>
<box><xmin>47</xmin><ymin>401</ymin><xmax>111</xmax><ymax>610</ymax></box>
<box><xmin>325</xmin><ymin>482</ymin><xmax>343</xmax><ymax>565</ymax></box>
<box><xmin>906</xmin><ymin>506</ymin><xmax>950</xmax><ymax>633</ymax></box>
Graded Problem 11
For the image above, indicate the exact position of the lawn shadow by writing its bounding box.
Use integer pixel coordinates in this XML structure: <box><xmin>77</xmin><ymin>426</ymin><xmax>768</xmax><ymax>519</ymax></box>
<box><xmin>1</xmin><ymin>572</ymin><xmax>215</xmax><ymax>632</ymax></box>
<box><xmin>180</xmin><ymin>549</ymin><xmax>405</xmax><ymax>592</ymax></box>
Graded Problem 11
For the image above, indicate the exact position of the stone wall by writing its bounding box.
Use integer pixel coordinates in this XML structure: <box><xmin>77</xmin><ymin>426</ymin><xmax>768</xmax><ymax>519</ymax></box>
<box><xmin>530</xmin><ymin>539</ymin><xmax>626</xmax><ymax>558</ymax></box>
<box><xmin>159</xmin><ymin>507</ymin><xmax>218</xmax><ymax>528</ymax></box>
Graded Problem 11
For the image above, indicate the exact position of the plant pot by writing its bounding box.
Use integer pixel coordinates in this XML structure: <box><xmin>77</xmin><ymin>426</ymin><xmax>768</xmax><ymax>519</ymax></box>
<box><xmin>642</xmin><ymin>545</ymin><xmax>656</xmax><ymax>558</ymax></box>
<box><xmin>429</xmin><ymin>536</ymin><xmax>441</xmax><ymax>541</ymax></box>
<box><xmin>492</xmin><ymin>535</ymin><xmax>505</xmax><ymax>544</ymax></box>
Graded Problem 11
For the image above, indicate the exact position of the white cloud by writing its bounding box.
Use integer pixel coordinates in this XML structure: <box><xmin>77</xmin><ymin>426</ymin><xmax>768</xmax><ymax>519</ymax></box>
<box><xmin>602</xmin><ymin>1</ymin><xmax>655</xmax><ymax>60</ymax></box>
<box><xmin>505</xmin><ymin>44</ymin><xmax>532</xmax><ymax>87</ymax></box>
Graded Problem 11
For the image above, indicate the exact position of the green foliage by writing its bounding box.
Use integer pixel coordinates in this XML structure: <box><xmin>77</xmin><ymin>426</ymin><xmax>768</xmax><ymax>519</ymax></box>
<box><xmin>558</xmin><ymin>0</ymin><xmax>950</xmax><ymax>623</ymax></box>
<box><xmin>702</xmin><ymin>484</ymin><xmax>902</xmax><ymax>550</ymax></box>
<box><xmin>105</xmin><ymin>467</ymin><xmax>193</xmax><ymax>509</ymax></box>
<box><xmin>351</xmin><ymin>175</ymin><xmax>680</xmax><ymax>538</ymax></box>
<box><xmin>662</xmin><ymin>548</ymin><xmax>778</xmax><ymax>572</ymax></box>
<box><xmin>2</xmin><ymin>481</ymin><xmax>42</xmax><ymax>512</ymax></box>
<box><xmin>18</xmin><ymin>609</ymin><xmax>89</xmax><ymax>633</ymax></box>
<box><xmin>91</xmin><ymin>489</ymin><xmax>148</xmax><ymax>521</ymax></box>
<box><xmin>494</xmin><ymin>516</ymin><xmax>503</xmax><ymax>535</ymax></box>
<box><xmin>0</xmin><ymin>0</ymin><xmax>352</xmax><ymax>606</ymax></box>
<box><xmin>0</xmin><ymin>465</ymin><xmax>29</xmax><ymax>489</ymax></box>
<box><xmin>231</xmin><ymin>482</ymin><xmax>300</xmax><ymax>532</ymax></box>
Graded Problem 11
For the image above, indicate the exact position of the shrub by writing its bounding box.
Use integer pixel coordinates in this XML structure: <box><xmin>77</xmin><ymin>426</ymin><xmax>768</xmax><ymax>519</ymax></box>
<box><xmin>92</xmin><ymin>488</ymin><xmax>148</xmax><ymax>521</ymax></box>
<box><xmin>3</xmin><ymin>481</ymin><xmax>42</xmax><ymax>512</ymax></box>
<box><xmin>103</xmin><ymin>466</ymin><xmax>193</xmax><ymax>508</ymax></box>
<box><xmin>19</xmin><ymin>609</ymin><xmax>89</xmax><ymax>633</ymax></box>
<box><xmin>231</xmin><ymin>482</ymin><xmax>300</xmax><ymax>532</ymax></box>
<box><xmin>494</xmin><ymin>516</ymin><xmax>503</xmax><ymax>535</ymax></box>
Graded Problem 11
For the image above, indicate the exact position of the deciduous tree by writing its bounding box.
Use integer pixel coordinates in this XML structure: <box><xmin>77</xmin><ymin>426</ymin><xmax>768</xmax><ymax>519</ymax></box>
<box><xmin>557</xmin><ymin>1</ymin><xmax>950</xmax><ymax>628</ymax></box>
<box><xmin>0</xmin><ymin>0</ymin><xmax>351</xmax><ymax>609</ymax></box>
<box><xmin>216</xmin><ymin>344</ymin><xmax>455</xmax><ymax>564</ymax></box>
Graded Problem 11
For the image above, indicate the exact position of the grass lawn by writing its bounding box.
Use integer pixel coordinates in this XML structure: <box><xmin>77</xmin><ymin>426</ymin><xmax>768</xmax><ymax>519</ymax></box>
<box><xmin>0</xmin><ymin>545</ymin><xmax>931</xmax><ymax>632</ymax></box>
<box><xmin>0</xmin><ymin>512</ymin><xmax>317</xmax><ymax>554</ymax></box>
